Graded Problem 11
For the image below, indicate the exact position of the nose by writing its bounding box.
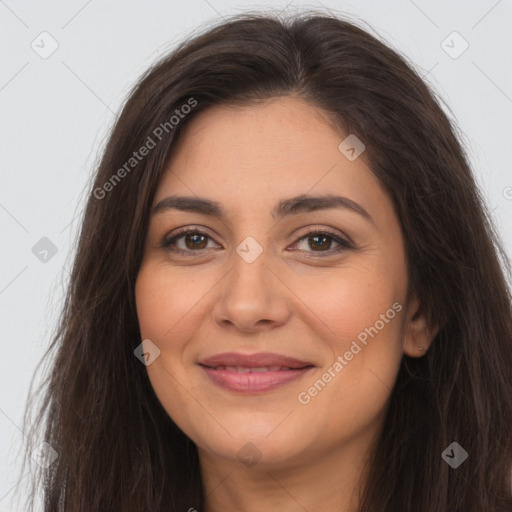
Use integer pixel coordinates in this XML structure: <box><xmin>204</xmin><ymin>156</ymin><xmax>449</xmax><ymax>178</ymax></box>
<box><xmin>211</xmin><ymin>246</ymin><xmax>292</xmax><ymax>334</ymax></box>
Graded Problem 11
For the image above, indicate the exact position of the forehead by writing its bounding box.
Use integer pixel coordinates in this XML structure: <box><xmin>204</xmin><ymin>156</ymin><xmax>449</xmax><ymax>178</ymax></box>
<box><xmin>153</xmin><ymin>96</ymin><xmax>387</xmax><ymax>217</ymax></box>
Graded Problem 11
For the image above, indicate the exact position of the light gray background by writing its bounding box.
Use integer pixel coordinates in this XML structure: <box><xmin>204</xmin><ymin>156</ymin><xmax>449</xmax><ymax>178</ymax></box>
<box><xmin>1</xmin><ymin>1</ymin><xmax>511</xmax><ymax>510</ymax></box>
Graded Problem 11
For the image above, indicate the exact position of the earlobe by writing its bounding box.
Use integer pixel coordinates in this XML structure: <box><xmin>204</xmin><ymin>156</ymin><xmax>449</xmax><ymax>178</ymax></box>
<box><xmin>402</xmin><ymin>293</ymin><xmax>439</xmax><ymax>357</ymax></box>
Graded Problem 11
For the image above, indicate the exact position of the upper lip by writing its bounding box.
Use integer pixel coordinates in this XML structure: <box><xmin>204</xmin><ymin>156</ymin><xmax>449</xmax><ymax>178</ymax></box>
<box><xmin>198</xmin><ymin>352</ymin><xmax>315</xmax><ymax>369</ymax></box>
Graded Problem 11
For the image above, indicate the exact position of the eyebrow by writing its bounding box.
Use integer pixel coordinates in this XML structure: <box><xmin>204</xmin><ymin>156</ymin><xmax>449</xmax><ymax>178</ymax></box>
<box><xmin>152</xmin><ymin>193</ymin><xmax>374</xmax><ymax>224</ymax></box>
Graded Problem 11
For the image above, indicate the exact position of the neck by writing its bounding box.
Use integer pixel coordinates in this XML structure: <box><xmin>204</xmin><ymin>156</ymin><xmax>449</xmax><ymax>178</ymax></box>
<box><xmin>198</xmin><ymin>429</ymin><xmax>378</xmax><ymax>512</ymax></box>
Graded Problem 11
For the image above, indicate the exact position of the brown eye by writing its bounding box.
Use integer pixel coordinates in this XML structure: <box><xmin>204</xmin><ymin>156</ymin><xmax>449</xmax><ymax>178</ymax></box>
<box><xmin>306</xmin><ymin>234</ymin><xmax>333</xmax><ymax>251</ymax></box>
<box><xmin>183</xmin><ymin>232</ymin><xmax>208</xmax><ymax>250</ymax></box>
<box><xmin>160</xmin><ymin>227</ymin><xmax>353</xmax><ymax>257</ymax></box>
<box><xmin>291</xmin><ymin>230</ymin><xmax>353</xmax><ymax>256</ymax></box>
<box><xmin>161</xmin><ymin>228</ymin><xmax>219</xmax><ymax>254</ymax></box>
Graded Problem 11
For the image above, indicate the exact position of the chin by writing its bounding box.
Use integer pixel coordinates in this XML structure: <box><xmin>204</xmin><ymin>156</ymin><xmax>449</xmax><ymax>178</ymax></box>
<box><xmin>198</xmin><ymin>434</ymin><xmax>305</xmax><ymax>469</ymax></box>
<box><xmin>189</xmin><ymin>413</ymin><xmax>316</xmax><ymax>469</ymax></box>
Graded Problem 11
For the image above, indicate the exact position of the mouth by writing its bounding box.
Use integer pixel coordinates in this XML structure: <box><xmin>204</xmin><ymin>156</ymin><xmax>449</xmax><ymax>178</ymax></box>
<box><xmin>198</xmin><ymin>352</ymin><xmax>315</xmax><ymax>393</ymax></box>
<box><xmin>202</xmin><ymin>365</ymin><xmax>308</xmax><ymax>372</ymax></box>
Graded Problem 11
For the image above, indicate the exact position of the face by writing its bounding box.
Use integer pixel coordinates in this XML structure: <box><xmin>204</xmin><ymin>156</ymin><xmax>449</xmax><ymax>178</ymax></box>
<box><xmin>135</xmin><ymin>96</ymin><xmax>432</xmax><ymax>470</ymax></box>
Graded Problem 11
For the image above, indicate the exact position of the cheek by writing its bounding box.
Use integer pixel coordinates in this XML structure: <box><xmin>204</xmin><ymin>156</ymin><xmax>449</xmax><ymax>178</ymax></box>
<box><xmin>135</xmin><ymin>263</ymin><xmax>211</xmax><ymax>346</ymax></box>
<box><xmin>295</xmin><ymin>259</ymin><xmax>404</xmax><ymax>349</ymax></box>
<box><xmin>292</xmin><ymin>262</ymin><xmax>405</xmax><ymax>419</ymax></box>
<box><xmin>134</xmin><ymin>264</ymin><xmax>197</xmax><ymax>402</ymax></box>
<box><xmin>135</xmin><ymin>264</ymin><xmax>206</xmax><ymax>431</ymax></box>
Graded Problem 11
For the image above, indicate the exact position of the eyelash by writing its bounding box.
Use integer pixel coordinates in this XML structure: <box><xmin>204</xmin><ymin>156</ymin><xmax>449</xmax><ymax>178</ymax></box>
<box><xmin>160</xmin><ymin>226</ymin><xmax>354</xmax><ymax>257</ymax></box>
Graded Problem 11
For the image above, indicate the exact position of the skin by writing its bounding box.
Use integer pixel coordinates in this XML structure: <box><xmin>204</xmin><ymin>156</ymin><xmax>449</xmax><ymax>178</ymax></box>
<box><xmin>135</xmin><ymin>96</ymin><xmax>437</xmax><ymax>512</ymax></box>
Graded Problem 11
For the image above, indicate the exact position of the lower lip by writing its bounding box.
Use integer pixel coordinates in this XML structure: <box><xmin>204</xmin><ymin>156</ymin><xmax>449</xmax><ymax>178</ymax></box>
<box><xmin>200</xmin><ymin>365</ymin><xmax>313</xmax><ymax>393</ymax></box>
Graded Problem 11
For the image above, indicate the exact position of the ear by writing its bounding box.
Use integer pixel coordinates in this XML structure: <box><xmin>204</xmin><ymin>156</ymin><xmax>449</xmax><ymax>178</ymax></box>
<box><xmin>402</xmin><ymin>292</ymin><xmax>439</xmax><ymax>357</ymax></box>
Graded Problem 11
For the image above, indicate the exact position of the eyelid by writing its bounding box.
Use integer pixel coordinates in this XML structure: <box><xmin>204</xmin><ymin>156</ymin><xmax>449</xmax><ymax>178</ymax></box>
<box><xmin>160</xmin><ymin>225</ymin><xmax>219</xmax><ymax>252</ymax></box>
<box><xmin>160</xmin><ymin>225</ymin><xmax>354</xmax><ymax>256</ymax></box>
<box><xmin>292</xmin><ymin>226</ymin><xmax>354</xmax><ymax>248</ymax></box>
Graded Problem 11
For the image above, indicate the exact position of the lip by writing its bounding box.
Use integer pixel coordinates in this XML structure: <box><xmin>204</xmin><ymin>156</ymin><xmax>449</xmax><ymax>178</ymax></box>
<box><xmin>198</xmin><ymin>352</ymin><xmax>315</xmax><ymax>393</ymax></box>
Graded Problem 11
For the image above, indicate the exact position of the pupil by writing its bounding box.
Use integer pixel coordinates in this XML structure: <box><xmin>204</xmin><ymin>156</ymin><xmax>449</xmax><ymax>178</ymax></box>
<box><xmin>310</xmin><ymin>235</ymin><xmax>330</xmax><ymax>251</ymax></box>
<box><xmin>186</xmin><ymin>234</ymin><xmax>207</xmax><ymax>249</ymax></box>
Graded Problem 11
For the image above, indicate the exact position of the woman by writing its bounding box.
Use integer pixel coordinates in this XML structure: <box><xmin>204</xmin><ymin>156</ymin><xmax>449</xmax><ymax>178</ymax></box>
<box><xmin>22</xmin><ymin>10</ymin><xmax>512</xmax><ymax>512</ymax></box>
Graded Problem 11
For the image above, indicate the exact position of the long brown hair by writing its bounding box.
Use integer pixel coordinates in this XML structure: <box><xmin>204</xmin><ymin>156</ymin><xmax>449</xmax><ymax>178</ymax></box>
<box><xmin>21</xmin><ymin>10</ymin><xmax>512</xmax><ymax>511</ymax></box>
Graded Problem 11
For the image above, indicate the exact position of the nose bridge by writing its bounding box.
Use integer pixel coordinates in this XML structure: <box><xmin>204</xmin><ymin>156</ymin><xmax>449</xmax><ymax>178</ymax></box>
<box><xmin>229</xmin><ymin>234</ymin><xmax>273</xmax><ymax>301</ymax></box>
<box><xmin>212</xmin><ymin>233</ymin><xmax>291</xmax><ymax>331</ymax></box>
